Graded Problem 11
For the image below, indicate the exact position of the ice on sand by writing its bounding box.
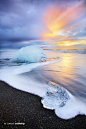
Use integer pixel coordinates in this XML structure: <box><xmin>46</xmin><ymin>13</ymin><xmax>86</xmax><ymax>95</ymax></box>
<box><xmin>11</xmin><ymin>45</ymin><xmax>46</xmax><ymax>63</ymax></box>
<box><xmin>41</xmin><ymin>81</ymin><xmax>70</xmax><ymax>109</ymax></box>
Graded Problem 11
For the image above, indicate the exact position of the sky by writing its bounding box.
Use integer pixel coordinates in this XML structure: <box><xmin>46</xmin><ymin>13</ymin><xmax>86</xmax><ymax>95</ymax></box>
<box><xmin>0</xmin><ymin>0</ymin><xmax>86</xmax><ymax>48</ymax></box>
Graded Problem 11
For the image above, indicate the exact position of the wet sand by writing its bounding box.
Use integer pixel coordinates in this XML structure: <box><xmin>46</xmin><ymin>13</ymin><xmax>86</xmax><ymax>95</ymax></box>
<box><xmin>0</xmin><ymin>81</ymin><xmax>86</xmax><ymax>129</ymax></box>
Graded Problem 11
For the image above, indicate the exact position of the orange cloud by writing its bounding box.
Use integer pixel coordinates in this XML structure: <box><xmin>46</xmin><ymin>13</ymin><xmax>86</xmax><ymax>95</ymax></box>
<box><xmin>54</xmin><ymin>40</ymin><xmax>86</xmax><ymax>46</ymax></box>
<box><xmin>42</xmin><ymin>1</ymin><xmax>85</xmax><ymax>42</ymax></box>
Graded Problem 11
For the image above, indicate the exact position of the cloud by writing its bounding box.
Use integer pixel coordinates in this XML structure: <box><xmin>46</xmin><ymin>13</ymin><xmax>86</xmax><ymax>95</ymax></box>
<box><xmin>0</xmin><ymin>0</ymin><xmax>86</xmax><ymax>48</ymax></box>
<box><xmin>0</xmin><ymin>0</ymin><xmax>47</xmax><ymax>42</ymax></box>
<box><xmin>42</xmin><ymin>0</ymin><xmax>86</xmax><ymax>41</ymax></box>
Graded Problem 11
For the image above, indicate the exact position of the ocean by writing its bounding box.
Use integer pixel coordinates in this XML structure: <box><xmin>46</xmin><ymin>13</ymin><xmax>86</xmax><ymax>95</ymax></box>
<box><xmin>0</xmin><ymin>47</ymin><xmax>86</xmax><ymax>119</ymax></box>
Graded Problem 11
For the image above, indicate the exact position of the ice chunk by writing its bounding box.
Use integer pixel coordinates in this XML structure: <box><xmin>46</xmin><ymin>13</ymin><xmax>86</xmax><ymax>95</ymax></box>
<box><xmin>41</xmin><ymin>81</ymin><xmax>70</xmax><ymax>109</ymax></box>
<box><xmin>11</xmin><ymin>45</ymin><xmax>46</xmax><ymax>63</ymax></box>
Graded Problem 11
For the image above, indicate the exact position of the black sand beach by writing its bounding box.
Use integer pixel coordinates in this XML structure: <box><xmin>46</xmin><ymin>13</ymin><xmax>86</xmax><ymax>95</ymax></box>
<box><xmin>0</xmin><ymin>81</ymin><xmax>86</xmax><ymax>129</ymax></box>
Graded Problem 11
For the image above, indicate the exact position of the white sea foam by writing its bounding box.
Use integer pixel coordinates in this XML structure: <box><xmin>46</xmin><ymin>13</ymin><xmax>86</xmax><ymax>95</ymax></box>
<box><xmin>13</xmin><ymin>57</ymin><xmax>62</xmax><ymax>74</ymax></box>
<box><xmin>0</xmin><ymin>61</ymin><xmax>86</xmax><ymax>119</ymax></box>
<box><xmin>0</xmin><ymin>47</ymin><xmax>86</xmax><ymax>120</ymax></box>
<box><xmin>0</xmin><ymin>57</ymin><xmax>62</xmax><ymax>96</ymax></box>
<box><xmin>55</xmin><ymin>96</ymin><xmax>86</xmax><ymax>119</ymax></box>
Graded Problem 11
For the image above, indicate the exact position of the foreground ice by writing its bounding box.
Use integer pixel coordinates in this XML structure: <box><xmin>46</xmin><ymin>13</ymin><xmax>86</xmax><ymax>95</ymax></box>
<box><xmin>41</xmin><ymin>81</ymin><xmax>70</xmax><ymax>109</ymax></box>
<box><xmin>41</xmin><ymin>81</ymin><xmax>86</xmax><ymax>119</ymax></box>
<box><xmin>11</xmin><ymin>45</ymin><xmax>46</xmax><ymax>63</ymax></box>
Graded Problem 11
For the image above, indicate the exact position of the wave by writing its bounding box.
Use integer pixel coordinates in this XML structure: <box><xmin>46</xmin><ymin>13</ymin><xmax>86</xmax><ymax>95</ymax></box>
<box><xmin>11</xmin><ymin>57</ymin><xmax>62</xmax><ymax>74</ymax></box>
<box><xmin>0</xmin><ymin>47</ymin><xmax>86</xmax><ymax>120</ymax></box>
<box><xmin>57</xmin><ymin>49</ymin><xmax>86</xmax><ymax>54</ymax></box>
<box><xmin>0</xmin><ymin>58</ymin><xmax>86</xmax><ymax>120</ymax></box>
<box><xmin>0</xmin><ymin>57</ymin><xmax>62</xmax><ymax>94</ymax></box>
<box><xmin>44</xmin><ymin>49</ymin><xmax>86</xmax><ymax>54</ymax></box>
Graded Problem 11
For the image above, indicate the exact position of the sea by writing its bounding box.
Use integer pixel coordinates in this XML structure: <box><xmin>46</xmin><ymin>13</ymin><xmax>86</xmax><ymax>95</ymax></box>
<box><xmin>0</xmin><ymin>46</ymin><xmax>86</xmax><ymax>119</ymax></box>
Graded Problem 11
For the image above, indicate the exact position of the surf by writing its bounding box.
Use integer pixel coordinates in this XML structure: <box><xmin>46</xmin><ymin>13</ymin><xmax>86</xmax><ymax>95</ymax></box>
<box><xmin>0</xmin><ymin>46</ymin><xmax>86</xmax><ymax>120</ymax></box>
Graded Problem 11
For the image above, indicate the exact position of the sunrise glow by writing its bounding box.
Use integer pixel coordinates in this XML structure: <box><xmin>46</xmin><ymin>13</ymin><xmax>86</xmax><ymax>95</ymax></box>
<box><xmin>54</xmin><ymin>40</ymin><xmax>86</xmax><ymax>46</ymax></box>
<box><xmin>42</xmin><ymin>1</ymin><xmax>86</xmax><ymax>46</ymax></box>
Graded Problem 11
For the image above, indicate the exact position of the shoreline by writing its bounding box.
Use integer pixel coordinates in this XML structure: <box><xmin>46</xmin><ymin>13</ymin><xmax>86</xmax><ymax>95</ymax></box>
<box><xmin>0</xmin><ymin>81</ymin><xmax>86</xmax><ymax>129</ymax></box>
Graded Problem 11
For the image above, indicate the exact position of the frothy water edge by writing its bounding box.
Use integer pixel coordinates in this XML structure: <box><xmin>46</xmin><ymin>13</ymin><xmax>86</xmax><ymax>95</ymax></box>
<box><xmin>0</xmin><ymin>56</ymin><xmax>86</xmax><ymax>120</ymax></box>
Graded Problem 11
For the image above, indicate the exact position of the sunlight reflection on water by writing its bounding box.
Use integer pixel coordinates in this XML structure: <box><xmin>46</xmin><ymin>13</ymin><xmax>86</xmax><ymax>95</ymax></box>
<box><xmin>41</xmin><ymin>51</ymin><xmax>86</xmax><ymax>100</ymax></box>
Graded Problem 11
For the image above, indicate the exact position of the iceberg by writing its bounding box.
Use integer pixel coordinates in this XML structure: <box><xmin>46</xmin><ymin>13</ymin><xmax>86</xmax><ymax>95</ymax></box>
<box><xmin>11</xmin><ymin>45</ymin><xmax>46</xmax><ymax>63</ymax></box>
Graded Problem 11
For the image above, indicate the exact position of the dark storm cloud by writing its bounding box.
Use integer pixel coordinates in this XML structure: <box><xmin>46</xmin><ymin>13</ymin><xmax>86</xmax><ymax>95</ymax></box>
<box><xmin>0</xmin><ymin>0</ymin><xmax>48</xmax><ymax>42</ymax></box>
